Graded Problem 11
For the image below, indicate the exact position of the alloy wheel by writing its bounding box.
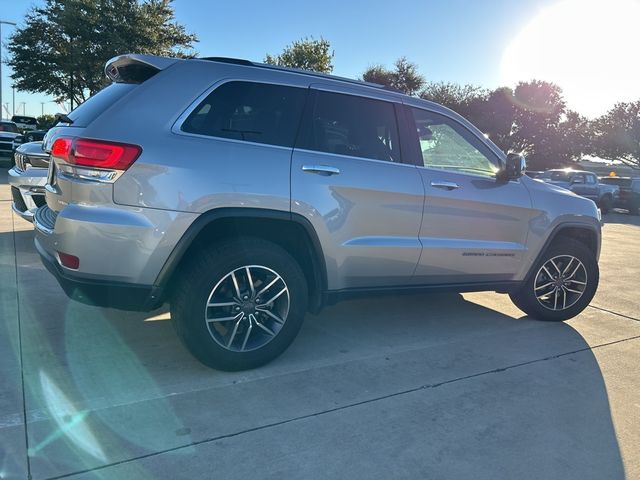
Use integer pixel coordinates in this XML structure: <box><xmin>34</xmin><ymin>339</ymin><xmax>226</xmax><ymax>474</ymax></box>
<box><xmin>533</xmin><ymin>255</ymin><xmax>588</xmax><ymax>311</ymax></box>
<box><xmin>204</xmin><ymin>265</ymin><xmax>290</xmax><ymax>352</ymax></box>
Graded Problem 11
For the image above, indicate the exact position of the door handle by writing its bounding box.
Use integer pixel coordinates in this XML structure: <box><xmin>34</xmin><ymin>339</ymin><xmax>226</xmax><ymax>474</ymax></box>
<box><xmin>302</xmin><ymin>165</ymin><xmax>340</xmax><ymax>176</ymax></box>
<box><xmin>431</xmin><ymin>180</ymin><xmax>460</xmax><ymax>190</ymax></box>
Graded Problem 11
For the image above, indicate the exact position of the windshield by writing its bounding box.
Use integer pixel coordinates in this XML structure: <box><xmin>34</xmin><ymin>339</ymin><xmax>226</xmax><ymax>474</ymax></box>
<box><xmin>0</xmin><ymin>122</ymin><xmax>19</xmax><ymax>133</ymax></box>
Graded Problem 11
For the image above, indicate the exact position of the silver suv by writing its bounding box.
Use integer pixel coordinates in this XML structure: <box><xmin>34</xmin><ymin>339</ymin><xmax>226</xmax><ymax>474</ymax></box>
<box><xmin>35</xmin><ymin>54</ymin><xmax>602</xmax><ymax>370</ymax></box>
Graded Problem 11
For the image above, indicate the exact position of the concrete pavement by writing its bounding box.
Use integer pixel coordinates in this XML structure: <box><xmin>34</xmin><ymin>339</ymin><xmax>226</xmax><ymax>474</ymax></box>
<box><xmin>1</xmin><ymin>168</ymin><xmax>639</xmax><ymax>479</ymax></box>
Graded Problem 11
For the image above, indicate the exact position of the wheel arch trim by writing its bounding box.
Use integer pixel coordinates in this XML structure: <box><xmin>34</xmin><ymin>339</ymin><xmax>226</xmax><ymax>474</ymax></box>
<box><xmin>154</xmin><ymin>208</ymin><xmax>328</xmax><ymax>307</ymax></box>
<box><xmin>524</xmin><ymin>221</ymin><xmax>601</xmax><ymax>284</ymax></box>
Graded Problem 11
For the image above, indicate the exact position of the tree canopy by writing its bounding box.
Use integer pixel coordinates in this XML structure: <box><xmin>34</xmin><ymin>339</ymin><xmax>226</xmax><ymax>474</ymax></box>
<box><xmin>592</xmin><ymin>101</ymin><xmax>640</xmax><ymax>169</ymax></box>
<box><xmin>362</xmin><ymin>57</ymin><xmax>425</xmax><ymax>95</ymax></box>
<box><xmin>7</xmin><ymin>0</ymin><xmax>197</xmax><ymax>106</ymax></box>
<box><xmin>264</xmin><ymin>37</ymin><xmax>334</xmax><ymax>73</ymax></box>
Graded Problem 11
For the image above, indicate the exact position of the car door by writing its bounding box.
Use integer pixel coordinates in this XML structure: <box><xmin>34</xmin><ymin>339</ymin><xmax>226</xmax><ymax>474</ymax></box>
<box><xmin>569</xmin><ymin>173</ymin><xmax>590</xmax><ymax>197</ymax></box>
<box><xmin>406</xmin><ymin>105</ymin><xmax>533</xmax><ymax>284</ymax></box>
<box><xmin>291</xmin><ymin>86</ymin><xmax>424</xmax><ymax>290</ymax></box>
<box><xmin>584</xmin><ymin>174</ymin><xmax>600</xmax><ymax>201</ymax></box>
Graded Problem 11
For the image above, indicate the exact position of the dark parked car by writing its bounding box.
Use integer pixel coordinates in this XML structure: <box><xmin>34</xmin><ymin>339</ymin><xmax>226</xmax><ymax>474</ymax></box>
<box><xmin>599</xmin><ymin>176</ymin><xmax>640</xmax><ymax>215</ymax></box>
<box><xmin>12</xmin><ymin>129</ymin><xmax>49</xmax><ymax>156</ymax></box>
<box><xmin>0</xmin><ymin>121</ymin><xmax>21</xmax><ymax>158</ymax></box>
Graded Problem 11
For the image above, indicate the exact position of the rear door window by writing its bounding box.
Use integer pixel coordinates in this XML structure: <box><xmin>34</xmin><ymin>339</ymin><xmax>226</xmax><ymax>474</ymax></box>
<box><xmin>302</xmin><ymin>90</ymin><xmax>401</xmax><ymax>162</ymax></box>
<box><xmin>181</xmin><ymin>81</ymin><xmax>307</xmax><ymax>148</ymax></box>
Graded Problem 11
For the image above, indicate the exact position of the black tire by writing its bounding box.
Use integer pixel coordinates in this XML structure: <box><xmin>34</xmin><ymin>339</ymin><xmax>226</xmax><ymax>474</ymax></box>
<box><xmin>171</xmin><ymin>237</ymin><xmax>308</xmax><ymax>371</ymax></box>
<box><xmin>509</xmin><ymin>239</ymin><xmax>598</xmax><ymax>321</ymax></box>
<box><xmin>599</xmin><ymin>195</ymin><xmax>612</xmax><ymax>214</ymax></box>
<box><xmin>629</xmin><ymin>202</ymin><xmax>639</xmax><ymax>216</ymax></box>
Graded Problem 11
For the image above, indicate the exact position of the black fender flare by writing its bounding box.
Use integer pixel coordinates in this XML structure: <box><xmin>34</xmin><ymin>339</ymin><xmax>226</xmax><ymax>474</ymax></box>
<box><xmin>523</xmin><ymin>221</ymin><xmax>601</xmax><ymax>284</ymax></box>
<box><xmin>153</xmin><ymin>208</ymin><xmax>328</xmax><ymax>309</ymax></box>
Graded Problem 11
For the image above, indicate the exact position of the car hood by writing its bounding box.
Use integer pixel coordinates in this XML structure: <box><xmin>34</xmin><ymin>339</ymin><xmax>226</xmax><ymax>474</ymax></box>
<box><xmin>535</xmin><ymin>178</ymin><xmax>577</xmax><ymax>196</ymax></box>
<box><xmin>0</xmin><ymin>132</ymin><xmax>20</xmax><ymax>140</ymax></box>
<box><xmin>542</xmin><ymin>179</ymin><xmax>572</xmax><ymax>189</ymax></box>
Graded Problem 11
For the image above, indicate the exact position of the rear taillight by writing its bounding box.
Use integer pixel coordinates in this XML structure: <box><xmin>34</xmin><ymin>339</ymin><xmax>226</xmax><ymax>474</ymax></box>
<box><xmin>51</xmin><ymin>138</ymin><xmax>73</xmax><ymax>161</ymax></box>
<box><xmin>50</xmin><ymin>137</ymin><xmax>142</xmax><ymax>171</ymax></box>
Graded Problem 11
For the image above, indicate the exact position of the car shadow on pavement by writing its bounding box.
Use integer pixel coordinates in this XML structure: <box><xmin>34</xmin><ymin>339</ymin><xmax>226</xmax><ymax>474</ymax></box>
<box><xmin>2</xmin><ymin>227</ymin><xmax>628</xmax><ymax>479</ymax></box>
<box><xmin>602</xmin><ymin>210</ymin><xmax>640</xmax><ymax>226</ymax></box>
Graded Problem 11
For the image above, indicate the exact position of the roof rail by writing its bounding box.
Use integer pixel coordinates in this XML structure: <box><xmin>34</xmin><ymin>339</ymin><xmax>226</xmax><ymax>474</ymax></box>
<box><xmin>199</xmin><ymin>57</ymin><xmax>254</xmax><ymax>67</ymax></box>
<box><xmin>196</xmin><ymin>56</ymin><xmax>386</xmax><ymax>90</ymax></box>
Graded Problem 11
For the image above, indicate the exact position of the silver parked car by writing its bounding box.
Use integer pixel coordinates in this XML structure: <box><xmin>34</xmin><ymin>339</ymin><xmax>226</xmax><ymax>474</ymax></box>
<box><xmin>35</xmin><ymin>54</ymin><xmax>602</xmax><ymax>370</ymax></box>
<box><xmin>537</xmin><ymin>169</ymin><xmax>619</xmax><ymax>213</ymax></box>
<box><xmin>9</xmin><ymin>141</ymin><xmax>49</xmax><ymax>221</ymax></box>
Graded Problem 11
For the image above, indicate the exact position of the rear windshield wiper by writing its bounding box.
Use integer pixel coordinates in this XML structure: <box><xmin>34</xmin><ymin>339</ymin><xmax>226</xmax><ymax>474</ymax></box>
<box><xmin>54</xmin><ymin>113</ymin><xmax>74</xmax><ymax>125</ymax></box>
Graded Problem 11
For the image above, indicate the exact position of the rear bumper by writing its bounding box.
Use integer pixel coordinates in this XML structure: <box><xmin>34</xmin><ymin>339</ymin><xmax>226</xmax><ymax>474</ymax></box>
<box><xmin>32</xmin><ymin>201</ymin><xmax>197</xmax><ymax>310</ymax></box>
<box><xmin>35</xmin><ymin>234</ymin><xmax>163</xmax><ymax>311</ymax></box>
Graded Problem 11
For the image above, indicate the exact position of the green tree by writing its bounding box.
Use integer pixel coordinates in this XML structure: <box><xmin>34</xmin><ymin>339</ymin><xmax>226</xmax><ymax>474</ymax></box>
<box><xmin>362</xmin><ymin>57</ymin><xmax>425</xmax><ymax>95</ymax></box>
<box><xmin>558</xmin><ymin>110</ymin><xmax>592</xmax><ymax>164</ymax></box>
<box><xmin>470</xmin><ymin>87</ymin><xmax>517</xmax><ymax>152</ymax></box>
<box><xmin>420</xmin><ymin>82</ymin><xmax>486</xmax><ymax>112</ymax></box>
<box><xmin>264</xmin><ymin>37</ymin><xmax>334</xmax><ymax>73</ymax></box>
<box><xmin>8</xmin><ymin>0</ymin><xmax>197</xmax><ymax>107</ymax></box>
<box><xmin>510</xmin><ymin>80</ymin><xmax>567</xmax><ymax>169</ymax></box>
<box><xmin>36</xmin><ymin>114</ymin><xmax>57</xmax><ymax>129</ymax></box>
<box><xmin>592</xmin><ymin>101</ymin><xmax>640</xmax><ymax>169</ymax></box>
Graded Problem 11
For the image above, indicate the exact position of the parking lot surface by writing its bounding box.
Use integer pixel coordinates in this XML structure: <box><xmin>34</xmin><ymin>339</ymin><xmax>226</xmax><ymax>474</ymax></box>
<box><xmin>1</xmin><ymin>168</ymin><xmax>639</xmax><ymax>479</ymax></box>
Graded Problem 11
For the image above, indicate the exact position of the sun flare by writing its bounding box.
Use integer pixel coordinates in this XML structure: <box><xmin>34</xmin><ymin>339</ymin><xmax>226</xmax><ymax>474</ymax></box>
<box><xmin>501</xmin><ymin>0</ymin><xmax>640</xmax><ymax>118</ymax></box>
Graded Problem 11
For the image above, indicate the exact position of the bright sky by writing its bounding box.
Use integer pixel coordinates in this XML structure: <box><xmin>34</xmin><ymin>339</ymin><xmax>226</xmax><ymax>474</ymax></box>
<box><xmin>1</xmin><ymin>0</ymin><xmax>638</xmax><ymax>119</ymax></box>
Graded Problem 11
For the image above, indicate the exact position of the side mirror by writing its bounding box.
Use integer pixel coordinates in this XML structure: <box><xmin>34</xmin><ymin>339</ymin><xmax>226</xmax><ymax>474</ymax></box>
<box><xmin>571</xmin><ymin>177</ymin><xmax>584</xmax><ymax>185</ymax></box>
<box><xmin>499</xmin><ymin>153</ymin><xmax>526</xmax><ymax>180</ymax></box>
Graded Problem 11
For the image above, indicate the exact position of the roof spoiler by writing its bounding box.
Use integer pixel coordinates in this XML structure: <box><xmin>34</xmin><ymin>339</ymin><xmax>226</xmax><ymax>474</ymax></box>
<box><xmin>105</xmin><ymin>54</ymin><xmax>179</xmax><ymax>83</ymax></box>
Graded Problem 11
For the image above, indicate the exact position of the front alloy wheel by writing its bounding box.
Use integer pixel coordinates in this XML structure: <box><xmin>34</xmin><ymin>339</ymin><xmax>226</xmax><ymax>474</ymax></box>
<box><xmin>509</xmin><ymin>239</ymin><xmax>598</xmax><ymax>321</ymax></box>
<box><xmin>533</xmin><ymin>255</ymin><xmax>587</xmax><ymax>311</ymax></box>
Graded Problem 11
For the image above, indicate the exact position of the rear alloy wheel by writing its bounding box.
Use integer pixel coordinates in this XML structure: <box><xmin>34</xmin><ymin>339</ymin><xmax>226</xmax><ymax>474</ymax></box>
<box><xmin>205</xmin><ymin>265</ymin><xmax>290</xmax><ymax>353</ymax></box>
<box><xmin>171</xmin><ymin>238</ymin><xmax>307</xmax><ymax>370</ymax></box>
<box><xmin>509</xmin><ymin>239</ymin><xmax>598</xmax><ymax>321</ymax></box>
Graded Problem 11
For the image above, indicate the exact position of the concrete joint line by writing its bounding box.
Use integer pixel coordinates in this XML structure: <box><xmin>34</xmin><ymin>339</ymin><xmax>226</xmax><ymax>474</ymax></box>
<box><xmin>43</xmin><ymin>334</ymin><xmax>640</xmax><ymax>480</ymax></box>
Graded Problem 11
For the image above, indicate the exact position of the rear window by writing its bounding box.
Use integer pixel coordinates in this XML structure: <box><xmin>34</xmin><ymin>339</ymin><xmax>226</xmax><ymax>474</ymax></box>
<box><xmin>11</xmin><ymin>116</ymin><xmax>37</xmax><ymax>125</ymax></box>
<box><xmin>0</xmin><ymin>122</ymin><xmax>19</xmax><ymax>133</ymax></box>
<box><xmin>303</xmin><ymin>90</ymin><xmax>401</xmax><ymax>162</ymax></box>
<box><xmin>66</xmin><ymin>83</ymin><xmax>137</xmax><ymax>126</ymax></box>
<box><xmin>181</xmin><ymin>81</ymin><xmax>307</xmax><ymax>148</ymax></box>
<box><xmin>539</xmin><ymin>171</ymin><xmax>572</xmax><ymax>181</ymax></box>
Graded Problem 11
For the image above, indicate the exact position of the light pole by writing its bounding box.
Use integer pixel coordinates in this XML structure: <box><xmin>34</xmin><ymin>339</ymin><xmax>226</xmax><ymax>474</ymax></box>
<box><xmin>0</xmin><ymin>20</ymin><xmax>17</xmax><ymax>120</ymax></box>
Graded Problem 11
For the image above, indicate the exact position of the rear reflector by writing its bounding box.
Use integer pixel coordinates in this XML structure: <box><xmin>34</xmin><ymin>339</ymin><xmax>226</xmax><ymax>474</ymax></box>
<box><xmin>57</xmin><ymin>251</ymin><xmax>80</xmax><ymax>269</ymax></box>
<box><xmin>50</xmin><ymin>137</ymin><xmax>142</xmax><ymax>170</ymax></box>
